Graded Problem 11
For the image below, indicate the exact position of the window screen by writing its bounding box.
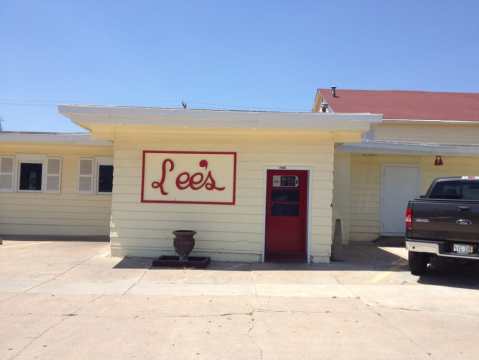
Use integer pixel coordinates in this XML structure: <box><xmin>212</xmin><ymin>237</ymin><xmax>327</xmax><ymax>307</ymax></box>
<box><xmin>429</xmin><ymin>180</ymin><xmax>479</xmax><ymax>200</ymax></box>
<box><xmin>19</xmin><ymin>163</ymin><xmax>42</xmax><ymax>191</ymax></box>
<box><xmin>98</xmin><ymin>165</ymin><xmax>113</xmax><ymax>193</ymax></box>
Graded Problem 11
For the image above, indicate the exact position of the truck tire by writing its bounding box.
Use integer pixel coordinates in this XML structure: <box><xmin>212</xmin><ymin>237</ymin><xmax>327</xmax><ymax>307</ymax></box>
<box><xmin>408</xmin><ymin>251</ymin><xmax>429</xmax><ymax>275</ymax></box>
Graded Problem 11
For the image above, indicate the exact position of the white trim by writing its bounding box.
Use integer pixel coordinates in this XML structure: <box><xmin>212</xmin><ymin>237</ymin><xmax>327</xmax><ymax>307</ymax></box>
<box><xmin>95</xmin><ymin>157</ymin><xmax>114</xmax><ymax>194</ymax></box>
<box><xmin>0</xmin><ymin>132</ymin><xmax>112</xmax><ymax>146</ymax></box>
<box><xmin>338</xmin><ymin>141</ymin><xmax>479</xmax><ymax>156</ymax></box>
<box><xmin>16</xmin><ymin>157</ymin><xmax>45</xmax><ymax>193</ymax></box>
<box><xmin>78</xmin><ymin>157</ymin><xmax>114</xmax><ymax>194</ymax></box>
<box><xmin>96</xmin><ymin>157</ymin><xmax>113</xmax><ymax>166</ymax></box>
<box><xmin>59</xmin><ymin>105</ymin><xmax>382</xmax><ymax>132</ymax></box>
<box><xmin>380</xmin><ymin>164</ymin><xmax>420</xmax><ymax>236</ymax></box>
<box><xmin>261</xmin><ymin>165</ymin><xmax>313</xmax><ymax>263</ymax></box>
<box><xmin>382</xmin><ymin>119</ymin><xmax>479</xmax><ymax>125</ymax></box>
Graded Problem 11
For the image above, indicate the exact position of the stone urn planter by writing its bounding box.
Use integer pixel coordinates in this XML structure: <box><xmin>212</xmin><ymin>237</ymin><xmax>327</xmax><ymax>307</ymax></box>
<box><xmin>151</xmin><ymin>230</ymin><xmax>209</xmax><ymax>268</ymax></box>
<box><xmin>173</xmin><ymin>230</ymin><xmax>196</xmax><ymax>261</ymax></box>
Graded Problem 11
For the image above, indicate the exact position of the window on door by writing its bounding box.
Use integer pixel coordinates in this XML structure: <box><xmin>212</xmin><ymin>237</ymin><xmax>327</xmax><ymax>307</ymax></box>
<box><xmin>271</xmin><ymin>189</ymin><xmax>300</xmax><ymax>216</ymax></box>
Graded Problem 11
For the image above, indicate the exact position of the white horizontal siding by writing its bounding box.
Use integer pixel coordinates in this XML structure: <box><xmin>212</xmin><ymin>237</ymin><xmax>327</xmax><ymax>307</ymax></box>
<box><xmin>0</xmin><ymin>144</ymin><xmax>112</xmax><ymax>237</ymax></box>
<box><xmin>111</xmin><ymin>130</ymin><xmax>335</xmax><ymax>262</ymax></box>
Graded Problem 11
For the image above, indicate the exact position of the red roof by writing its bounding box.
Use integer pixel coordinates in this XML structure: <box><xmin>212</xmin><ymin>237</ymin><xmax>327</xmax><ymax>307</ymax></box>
<box><xmin>318</xmin><ymin>89</ymin><xmax>479</xmax><ymax>121</ymax></box>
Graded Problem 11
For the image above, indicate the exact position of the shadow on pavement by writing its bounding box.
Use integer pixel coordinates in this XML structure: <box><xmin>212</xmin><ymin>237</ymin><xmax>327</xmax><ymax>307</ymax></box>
<box><xmin>113</xmin><ymin>243</ymin><xmax>409</xmax><ymax>272</ymax></box>
<box><xmin>1</xmin><ymin>235</ymin><xmax>109</xmax><ymax>242</ymax></box>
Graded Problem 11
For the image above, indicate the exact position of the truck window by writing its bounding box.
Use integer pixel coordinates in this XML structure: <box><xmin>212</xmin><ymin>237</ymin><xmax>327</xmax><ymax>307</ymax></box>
<box><xmin>429</xmin><ymin>180</ymin><xmax>479</xmax><ymax>200</ymax></box>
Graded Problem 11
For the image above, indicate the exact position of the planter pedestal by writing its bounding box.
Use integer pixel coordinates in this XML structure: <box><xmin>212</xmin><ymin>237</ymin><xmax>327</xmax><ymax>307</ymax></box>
<box><xmin>152</xmin><ymin>256</ymin><xmax>210</xmax><ymax>268</ymax></box>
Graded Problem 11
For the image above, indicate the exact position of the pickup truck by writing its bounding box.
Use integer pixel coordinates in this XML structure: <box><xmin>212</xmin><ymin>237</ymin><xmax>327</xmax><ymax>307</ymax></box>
<box><xmin>405</xmin><ymin>176</ymin><xmax>479</xmax><ymax>275</ymax></box>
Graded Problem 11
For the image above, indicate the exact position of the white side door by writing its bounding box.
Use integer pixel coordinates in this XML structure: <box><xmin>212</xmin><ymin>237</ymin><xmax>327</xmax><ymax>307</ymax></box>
<box><xmin>381</xmin><ymin>165</ymin><xmax>420</xmax><ymax>235</ymax></box>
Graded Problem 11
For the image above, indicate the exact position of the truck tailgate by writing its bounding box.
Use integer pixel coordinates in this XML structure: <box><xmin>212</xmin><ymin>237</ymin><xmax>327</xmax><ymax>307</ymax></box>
<box><xmin>411</xmin><ymin>200</ymin><xmax>479</xmax><ymax>243</ymax></box>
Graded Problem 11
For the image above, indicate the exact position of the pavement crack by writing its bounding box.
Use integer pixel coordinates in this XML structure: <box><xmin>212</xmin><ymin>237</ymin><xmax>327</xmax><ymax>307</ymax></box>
<box><xmin>246</xmin><ymin>309</ymin><xmax>263</xmax><ymax>360</ymax></box>
<box><xmin>7</xmin><ymin>317</ymin><xmax>67</xmax><ymax>360</ymax></box>
<box><xmin>121</xmin><ymin>268</ymin><xmax>148</xmax><ymax>296</ymax></box>
<box><xmin>25</xmin><ymin>253</ymin><xmax>99</xmax><ymax>294</ymax></box>
<box><xmin>348</xmin><ymin>287</ymin><xmax>434</xmax><ymax>358</ymax></box>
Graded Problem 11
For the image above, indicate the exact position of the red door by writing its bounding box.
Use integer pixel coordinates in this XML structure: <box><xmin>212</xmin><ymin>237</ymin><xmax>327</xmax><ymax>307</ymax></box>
<box><xmin>265</xmin><ymin>170</ymin><xmax>308</xmax><ymax>261</ymax></box>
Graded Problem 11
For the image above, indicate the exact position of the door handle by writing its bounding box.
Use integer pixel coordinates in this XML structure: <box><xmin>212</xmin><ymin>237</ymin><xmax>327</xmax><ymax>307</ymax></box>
<box><xmin>457</xmin><ymin>206</ymin><xmax>470</xmax><ymax>212</ymax></box>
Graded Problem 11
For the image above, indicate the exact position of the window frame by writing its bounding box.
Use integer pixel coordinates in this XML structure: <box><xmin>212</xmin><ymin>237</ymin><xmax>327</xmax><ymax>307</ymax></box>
<box><xmin>95</xmin><ymin>157</ymin><xmax>114</xmax><ymax>194</ymax></box>
<box><xmin>16</xmin><ymin>155</ymin><xmax>46</xmax><ymax>193</ymax></box>
<box><xmin>78</xmin><ymin>157</ymin><xmax>113</xmax><ymax>195</ymax></box>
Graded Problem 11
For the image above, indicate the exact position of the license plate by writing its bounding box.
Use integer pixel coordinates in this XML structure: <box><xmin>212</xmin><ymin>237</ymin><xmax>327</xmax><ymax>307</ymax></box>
<box><xmin>453</xmin><ymin>243</ymin><xmax>474</xmax><ymax>255</ymax></box>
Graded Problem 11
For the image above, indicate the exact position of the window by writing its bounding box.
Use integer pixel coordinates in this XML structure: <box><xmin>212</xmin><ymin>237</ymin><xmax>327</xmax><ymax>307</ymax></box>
<box><xmin>270</xmin><ymin>189</ymin><xmax>300</xmax><ymax>216</ymax></box>
<box><xmin>429</xmin><ymin>180</ymin><xmax>479</xmax><ymax>200</ymax></box>
<box><xmin>98</xmin><ymin>164</ymin><xmax>113</xmax><ymax>193</ymax></box>
<box><xmin>19</xmin><ymin>162</ymin><xmax>43</xmax><ymax>191</ymax></box>
<box><xmin>78</xmin><ymin>158</ymin><xmax>113</xmax><ymax>194</ymax></box>
<box><xmin>0</xmin><ymin>156</ymin><xmax>15</xmax><ymax>192</ymax></box>
<box><xmin>14</xmin><ymin>156</ymin><xmax>62</xmax><ymax>193</ymax></box>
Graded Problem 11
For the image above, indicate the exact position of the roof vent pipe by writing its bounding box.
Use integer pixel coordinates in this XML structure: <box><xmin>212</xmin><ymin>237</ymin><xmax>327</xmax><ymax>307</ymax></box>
<box><xmin>331</xmin><ymin>86</ymin><xmax>337</xmax><ymax>97</ymax></box>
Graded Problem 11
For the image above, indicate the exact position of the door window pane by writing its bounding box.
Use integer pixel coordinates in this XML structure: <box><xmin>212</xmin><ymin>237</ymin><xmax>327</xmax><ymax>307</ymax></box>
<box><xmin>19</xmin><ymin>163</ymin><xmax>42</xmax><ymax>191</ymax></box>
<box><xmin>98</xmin><ymin>165</ymin><xmax>113</xmax><ymax>193</ymax></box>
<box><xmin>271</xmin><ymin>189</ymin><xmax>299</xmax><ymax>202</ymax></box>
<box><xmin>271</xmin><ymin>203</ymin><xmax>299</xmax><ymax>216</ymax></box>
<box><xmin>272</xmin><ymin>175</ymin><xmax>298</xmax><ymax>187</ymax></box>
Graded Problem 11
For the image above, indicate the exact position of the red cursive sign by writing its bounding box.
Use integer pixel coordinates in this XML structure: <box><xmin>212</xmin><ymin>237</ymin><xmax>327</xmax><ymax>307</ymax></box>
<box><xmin>141</xmin><ymin>150</ymin><xmax>237</xmax><ymax>205</ymax></box>
<box><xmin>151</xmin><ymin>158</ymin><xmax>225</xmax><ymax>195</ymax></box>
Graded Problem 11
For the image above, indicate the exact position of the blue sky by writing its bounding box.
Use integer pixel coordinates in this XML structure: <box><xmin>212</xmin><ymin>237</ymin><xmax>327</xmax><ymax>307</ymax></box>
<box><xmin>2</xmin><ymin>0</ymin><xmax>479</xmax><ymax>132</ymax></box>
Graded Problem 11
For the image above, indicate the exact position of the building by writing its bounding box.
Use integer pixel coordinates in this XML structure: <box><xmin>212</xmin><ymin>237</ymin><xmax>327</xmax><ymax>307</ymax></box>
<box><xmin>1</xmin><ymin>108</ymin><xmax>380</xmax><ymax>262</ymax></box>
<box><xmin>3</xmin><ymin>88</ymin><xmax>478</xmax><ymax>261</ymax></box>
<box><xmin>0</xmin><ymin>132</ymin><xmax>113</xmax><ymax>238</ymax></box>
<box><xmin>314</xmin><ymin>88</ymin><xmax>479</xmax><ymax>243</ymax></box>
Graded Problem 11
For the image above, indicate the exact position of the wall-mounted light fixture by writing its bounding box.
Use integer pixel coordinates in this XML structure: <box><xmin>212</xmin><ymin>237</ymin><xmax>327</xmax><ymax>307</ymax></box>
<box><xmin>434</xmin><ymin>155</ymin><xmax>444</xmax><ymax>166</ymax></box>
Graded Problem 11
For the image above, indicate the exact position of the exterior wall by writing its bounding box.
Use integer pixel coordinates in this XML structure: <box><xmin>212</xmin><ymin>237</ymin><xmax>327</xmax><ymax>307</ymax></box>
<box><xmin>333</xmin><ymin>152</ymin><xmax>351</xmax><ymax>243</ymax></box>
<box><xmin>0</xmin><ymin>143</ymin><xmax>112</xmax><ymax>237</ymax></box>
<box><xmin>371</xmin><ymin>122</ymin><xmax>479</xmax><ymax>145</ymax></box>
<box><xmin>110</xmin><ymin>129</ymin><xmax>337</xmax><ymax>263</ymax></box>
<box><xmin>334</xmin><ymin>153</ymin><xmax>479</xmax><ymax>241</ymax></box>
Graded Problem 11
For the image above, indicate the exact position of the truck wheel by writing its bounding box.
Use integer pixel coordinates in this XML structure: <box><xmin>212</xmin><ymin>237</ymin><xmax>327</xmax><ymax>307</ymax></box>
<box><xmin>408</xmin><ymin>251</ymin><xmax>429</xmax><ymax>275</ymax></box>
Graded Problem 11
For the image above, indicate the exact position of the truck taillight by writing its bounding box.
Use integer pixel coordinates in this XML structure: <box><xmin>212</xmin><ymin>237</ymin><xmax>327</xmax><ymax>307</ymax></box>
<box><xmin>405</xmin><ymin>207</ymin><xmax>413</xmax><ymax>231</ymax></box>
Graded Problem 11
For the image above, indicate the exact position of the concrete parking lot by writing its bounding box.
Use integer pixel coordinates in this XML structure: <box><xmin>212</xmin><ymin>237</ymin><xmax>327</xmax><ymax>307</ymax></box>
<box><xmin>1</xmin><ymin>239</ymin><xmax>479</xmax><ymax>360</ymax></box>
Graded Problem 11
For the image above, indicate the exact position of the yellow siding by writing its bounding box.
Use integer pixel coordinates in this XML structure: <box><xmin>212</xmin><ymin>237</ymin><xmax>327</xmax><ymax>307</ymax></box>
<box><xmin>0</xmin><ymin>143</ymin><xmax>112</xmax><ymax>237</ymax></box>
<box><xmin>333</xmin><ymin>152</ymin><xmax>351</xmax><ymax>243</ymax></box>
<box><xmin>336</xmin><ymin>154</ymin><xmax>479</xmax><ymax>241</ymax></box>
<box><xmin>372</xmin><ymin>123</ymin><xmax>479</xmax><ymax>144</ymax></box>
<box><xmin>110</xmin><ymin>129</ymin><xmax>336</xmax><ymax>263</ymax></box>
